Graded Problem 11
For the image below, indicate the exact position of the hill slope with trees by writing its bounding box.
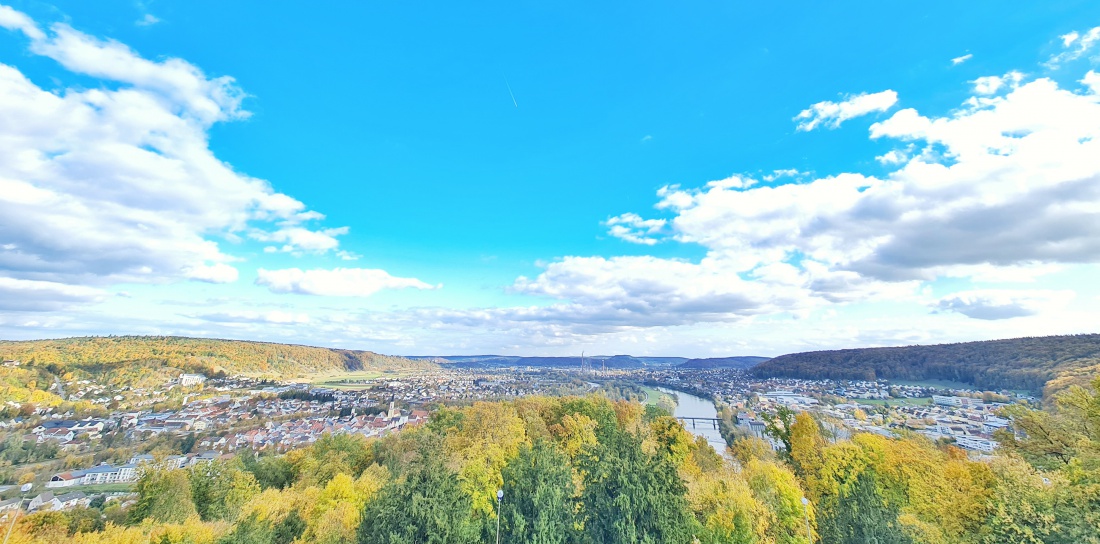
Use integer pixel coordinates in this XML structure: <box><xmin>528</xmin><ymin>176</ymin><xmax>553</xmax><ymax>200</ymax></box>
<box><xmin>751</xmin><ymin>334</ymin><xmax>1100</xmax><ymax>395</ymax></box>
<box><xmin>0</xmin><ymin>336</ymin><xmax>434</xmax><ymax>379</ymax></box>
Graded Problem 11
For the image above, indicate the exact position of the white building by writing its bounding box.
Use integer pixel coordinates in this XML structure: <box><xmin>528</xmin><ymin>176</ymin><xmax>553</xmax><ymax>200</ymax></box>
<box><xmin>932</xmin><ymin>395</ymin><xmax>983</xmax><ymax>408</ymax></box>
<box><xmin>956</xmin><ymin>435</ymin><xmax>998</xmax><ymax>452</ymax></box>
<box><xmin>180</xmin><ymin>374</ymin><xmax>208</xmax><ymax>387</ymax></box>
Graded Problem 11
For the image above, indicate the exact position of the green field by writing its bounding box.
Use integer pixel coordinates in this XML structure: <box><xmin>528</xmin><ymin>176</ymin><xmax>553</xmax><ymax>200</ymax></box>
<box><xmin>888</xmin><ymin>379</ymin><xmax>976</xmax><ymax>390</ymax></box>
<box><xmin>640</xmin><ymin>386</ymin><xmax>676</xmax><ymax>407</ymax></box>
<box><xmin>309</xmin><ymin>370</ymin><xmax>385</xmax><ymax>389</ymax></box>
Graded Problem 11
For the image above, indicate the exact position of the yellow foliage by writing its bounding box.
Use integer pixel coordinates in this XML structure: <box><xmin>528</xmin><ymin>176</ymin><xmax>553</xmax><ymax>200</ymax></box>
<box><xmin>444</xmin><ymin>402</ymin><xmax>528</xmax><ymax>518</ymax></box>
<box><xmin>550</xmin><ymin>413</ymin><xmax>599</xmax><ymax>458</ymax></box>
<box><xmin>687</xmin><ymin>464</ymin><xmax>771</xmax><ymax>543</ymax></box>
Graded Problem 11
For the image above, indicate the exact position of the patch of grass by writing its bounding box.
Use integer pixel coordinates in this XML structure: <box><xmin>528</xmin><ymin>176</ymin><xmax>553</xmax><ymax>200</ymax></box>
<box><xmin>639</xmin><ymin>386</ymin><xmax>660</xmax><ymax>405</ymax></box>
<box><xmin>889</xmin><ymin>379</ymin><xmax>976</xmax><ymax>390</ymax></box>
<box><xmin>308</xmin><ymin>370</ymin><xmax>386</xmax><ymax>390</ymax></box>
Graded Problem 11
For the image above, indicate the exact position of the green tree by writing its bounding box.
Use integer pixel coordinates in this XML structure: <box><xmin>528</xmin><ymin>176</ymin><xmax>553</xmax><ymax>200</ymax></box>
<box><xmin>191</xmin><ymin>460</ymin><xmax>261</xmax><ymax>521</ymax></box>
<box><xmin>818</xmin><ymin>470</ymin><xmax>911</xmax><ymax>544</ymax></box>
<box><xmin>357</xmin><ymin>448</ymin><xmax>479</xmax><ymax>544</ymax></box>
<box><xmin>577</xmin><ymin>429</ymin><xmax>698</xmax><ymax>544</ymax></box>
<box><xmin>764</xmin><ymin>406</ymin><xmax>797</xmax><ymax>461</ymax></box>
<box><xmin>130</xmin><ymin>466</ymin><xmax>198</xmax><ymax>524</ymax></box>
<box><xmin>500</xmin><ymin>440</ymin><xmax>578</xmax><ymax>544</ymax></box>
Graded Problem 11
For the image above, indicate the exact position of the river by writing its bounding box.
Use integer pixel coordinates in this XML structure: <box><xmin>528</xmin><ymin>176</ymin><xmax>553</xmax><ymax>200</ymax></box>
<box><xmin>657</xmin><ymin>387</ymin><xmax>728</xmax><ymax>453</ymax></box>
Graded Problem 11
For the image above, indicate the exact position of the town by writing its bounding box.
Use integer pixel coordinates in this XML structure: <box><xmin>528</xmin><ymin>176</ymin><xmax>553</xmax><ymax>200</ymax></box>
<box><xmin>1</xmin><ymin>362</ymin><xmax>1030</xmax><ymax>519</ymax></box>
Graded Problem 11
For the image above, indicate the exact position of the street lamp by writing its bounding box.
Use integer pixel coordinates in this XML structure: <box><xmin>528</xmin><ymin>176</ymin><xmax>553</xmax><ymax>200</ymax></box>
<box><xmin>496</xmin><ymin>489</ymin><xmax>504</xmax><ymax>544</ymax></box>
<box><xmin>3</xmin><ymin>483</ymin><xmax>32</xmax><ymax>544</ymax></box>
<box><xmin>800</xmin><ymin>496</ymin><xmax>812</xmax><ymax>543</ymax></box>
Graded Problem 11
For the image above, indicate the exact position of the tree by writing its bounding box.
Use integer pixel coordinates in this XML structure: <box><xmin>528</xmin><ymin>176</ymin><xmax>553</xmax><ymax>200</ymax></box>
<box><xmin>764</xmin><ymin>406</ymin><xmax>797</xmax><ymax>461</ymax></box>
<box><xmin>788</xmin><ymin>412</ymin><xmax>825</xmax><ymax>478</ymax></box>
<box><xmin>818</xmin><ymin>470</ymin><xmax>912</xmax><ymax>544</ymax></box>
<box><xmin>743</xmin><ymin>458</ymin><xmax>815</xmax><ymax>544</ymax></box>
<box><xmin>357</xmin><ymin>448</ymin><xmax>478</xmax><ymax>544</ymax></box>
<box><xmin>500</xmin><ymin>441</ymin><xmax>578</xmax><ymax>544</ymax></box>
<box><xmin>130</xmin><ymin>466</ymin><xmax>198</xmax><ymax>524</ymax></box>
<box><xmin>577</xmin><ymin>429</ymin><xmax>698</xmax><ymax>544</ymax></box>
<box><xmin>191</xmin><ymin>460</ymin><xmax>261</xmax><ymax>521</ymax></box>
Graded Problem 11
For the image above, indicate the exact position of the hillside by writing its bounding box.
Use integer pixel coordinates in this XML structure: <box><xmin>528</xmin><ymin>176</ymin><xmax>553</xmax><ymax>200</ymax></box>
<box><xmin>751</xmin><ymin>334</ymin><xmax>1100</xmax><ymax>395</ymax></box>
<box><xmin>678</xmin><ymin>356</ymin><xmax>770</xmax><ymax>370</ymax></box>
<box><xmin>0</xmin><ymin>336</ymin><xmax>435</xmax><ymax>378</ymax></box>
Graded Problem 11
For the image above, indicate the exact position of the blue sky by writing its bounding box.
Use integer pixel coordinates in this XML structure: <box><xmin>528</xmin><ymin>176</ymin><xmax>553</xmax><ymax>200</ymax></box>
<box><xmin>2</xmin><ymin>1</ymin><xmax>1100</xmax><ymax>356</ymax></box>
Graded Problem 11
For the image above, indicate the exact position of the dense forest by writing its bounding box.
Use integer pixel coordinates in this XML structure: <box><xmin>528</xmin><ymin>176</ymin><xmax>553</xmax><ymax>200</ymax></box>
<box><xmin>752</xmin><ymin>334</ymin><xmax>1100</xmax><ymax>395</ymax></box>
<box><xmin>6</xmin><ymin>382</ymin><xmax>1099</xmax><ymax>544</ymax></box>
<box><xmin>0</xmin><ymin>336</ymin><xmax>435</xmax><ymax>378</ymax></box>
<box><xmin>679</xmin><ymin>356</ymin><xmax>770</xmax><ymax>370</ymax></box>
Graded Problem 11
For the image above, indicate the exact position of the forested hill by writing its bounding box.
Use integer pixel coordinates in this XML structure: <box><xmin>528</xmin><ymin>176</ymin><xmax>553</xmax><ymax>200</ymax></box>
<box><xmin>0</xmin><ymin>336</ymin><xmax>435</xmax><ymax>378</ymax></box>
<box><xmin>678</xmin><ymin>356</ymin><xmax>770</xmax><ymax>369</ymax></box>
<box><xmin>751</xmin><ymin>334</ymin><xmax>1100</xmax><ymax>395</ymax></box>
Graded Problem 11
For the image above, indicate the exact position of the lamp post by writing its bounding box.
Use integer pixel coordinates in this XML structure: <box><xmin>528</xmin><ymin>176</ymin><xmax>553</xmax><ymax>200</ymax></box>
<box><xmin>801</xmin><ymin>496</ymin><xmax>812</xmax><ymax>543</ymax></box>
<box><xmin>3</xmin><ymin>483</ymin><xmax>32</xmax><ymax>544</ymax></box>
<box><xmin>496</xmin><ymin>489</ymin><xmax>504</xmax><ymax>544</ymax></box>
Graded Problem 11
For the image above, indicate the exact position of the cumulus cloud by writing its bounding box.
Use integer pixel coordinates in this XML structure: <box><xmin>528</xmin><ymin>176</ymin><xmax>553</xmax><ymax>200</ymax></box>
<box><xmin>255</xmin><ymin>268</ymin><xmax>439</xmax><ymax>297</ymax></box>
<box><xmin>184</xmin><ymin>263</ymin><xmax>239</xmax><ymax>284</ymax></box>
<box><xmin>0</xmin><ymin>277</ymin><xmax>106</xmax><ymax>311</ymax></box>
<box><xmin>605</xmin><ymin>213</ymin><xmax>666</xmax><ymax>245</ymax></box>
<box><xmin>972</xmin><ymin>71</ymin><xmax>1024</xmax><ymax>95</ymax></box>
<box><xmin>0</xmin><ymin>5</ymin><xmax>349</xmax><ymax>308</ymax></box>
<box><xmin>794</xmin><ymin>90</ymin><xmax>898</xmax><ymax>131</ymax></box>
<box><xmin>934</xmin><ymin>289</ymin><xmax>1075</xmax><ymax>320</ymax></box>
<box><xmin>1047</xmin><ymin>26</ymin><xmax>1100</xmax><ymax>68</ymax></box>
<box><xmin>1084</xmin><ymin>70</ymin><xmax>1100</xmax><ymax>95</ymax></box>
<box><xmin>495</xmin><ymin>69</ymin><xmax>1100</xmax><ymax>334</ymax></box>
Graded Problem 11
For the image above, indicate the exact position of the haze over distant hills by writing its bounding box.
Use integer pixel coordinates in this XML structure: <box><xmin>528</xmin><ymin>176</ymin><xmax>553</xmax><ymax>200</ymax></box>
<box><xmin>409</xmin><ymin>354</ymin><xmax>769</xmax><ymax>370</ymax></box>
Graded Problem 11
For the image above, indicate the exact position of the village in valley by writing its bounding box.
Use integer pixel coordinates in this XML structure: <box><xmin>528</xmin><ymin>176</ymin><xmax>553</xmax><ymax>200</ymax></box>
<box><xmin>0</xmin><ymin>359</ymin><xmax>1027</xmax><ymax>519</ymax></box>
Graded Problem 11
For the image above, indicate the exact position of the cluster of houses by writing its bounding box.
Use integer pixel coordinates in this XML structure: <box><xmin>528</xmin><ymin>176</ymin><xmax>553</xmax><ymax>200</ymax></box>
<box><xmin>638</xmin><ymin>368</ymin><xmax>1017</xmax><ymax>454</ymax></box>
<box><xmin>30</xmin><ymin>418</ymin><xmax>111</xmax><ymax>448</ymax></box>
<box><xmin>205</xmin><ymin>407</ymin><xmax>429</xmax><ymax>452</ymax></box>
<box><xmin>45</xmin><ymin>451</ymin><xmax>223</xmax><ymax>489</ymax></box>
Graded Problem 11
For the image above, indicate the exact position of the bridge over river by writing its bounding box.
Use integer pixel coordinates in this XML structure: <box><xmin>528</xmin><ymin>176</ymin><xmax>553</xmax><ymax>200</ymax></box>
<box><xmin>657</xmin><ymin>387</ymin><xmax>727</xmax><ymax>453</ymax></box>
<box><xmin>675</xmin><ymin>416</ymin><xmax>721</xmax><ymax>430</ymax></box>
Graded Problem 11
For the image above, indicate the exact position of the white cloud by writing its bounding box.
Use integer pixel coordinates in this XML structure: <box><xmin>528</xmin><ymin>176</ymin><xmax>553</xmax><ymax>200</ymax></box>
<box><xmin>255</xmin><ymin>268</ymin><xmax>439</xmax><ymax>297</ymax></box>
<box><xmin>184</xmin><ymin>263</ymin><xmax>239</xmax><ymax>284</ymax></box>
<box><xmin>605</xmin><ymin>213</ymin><xmax>666</xmax><ymax>245</ymax></box>
<box><xmin>875</xmin><ymin>149</ymin><xmax>909</xmax><ymax>165</ymax></box>
<box><xmin>934</xmin><ymin>289</ymin><xmax>1075</xmax><ymax>320</ymax></box>
<box><xmin>762</xmin><ymin>169</ymin><xmax>801</xmax><ymax>182</ymax></box>
<box><xmin>951</xmin><ymin>53</ymin><xmax>973</xmax><ymax>65</ymax></box>
<box><xmin>193</xmin><ymin>310</ymin><xmax>310</xmax><ymax>325</ymax></box>
<box><xmin>252</xmin><ymin>226</ymin><xmax>349</xmax><ymax>254</ymax></box>
<box><xmin>0</xmin><ymin>6</ymin><xmax>348</xmax><ymax>308</ymax></box>
<box><xmin>794</xmin><ymin>90</ymin><xmax>898</xmax><ymax>131</ymax></box>
<box><xmin>972</xmin><ymin>71</ymin><xmax>1024</xmax><ymax>95</ymax></box>
<box><xmin>1047</xmin><ymin>26</ymin><xmax>1100</xmax><ymax>68</ymax></box>
<box><xmin>136</xmin><ymin>14</ymin><xmax>160</xmax><ymax>27</ymax></box>
<box><xmin>0</xmin><ymin>277</ymin><xmax>106</xmax><ymax>311</ymax></box>
<box><xmin>1084</xmin><ymin>70</ymin><xmax>1100</xmax><ymax>95</ymax></box>
<box><xmin>498</xmin><ymin>71</ymin><xmax>1100</xmax><ymax>334</ymax></box>
<box><xmin>0</xmin><ymin>4</ymin><xmax>44</xmax><ymax>40</ymax></box>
